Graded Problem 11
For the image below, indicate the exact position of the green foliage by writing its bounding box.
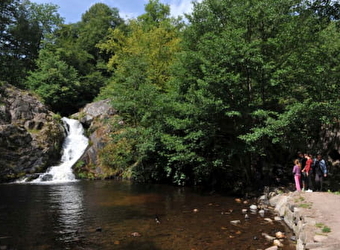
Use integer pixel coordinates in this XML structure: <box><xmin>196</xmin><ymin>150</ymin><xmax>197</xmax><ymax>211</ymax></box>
<box><xmin>26</xmin><ymin>49</ymin><xmax>80</xmax><ymax>114</ymax></box>
<box><xmin>316</xmin><ymin>223</ymin><xmax>331</xmax><ymax>233</ymax></box>
<box><xmin>95</xmin><ymin>0</ymin><xmax>340</xmax><ymax>190</ymax></box>
<box><xmin>2</xmin><ymin>0</ymin><xmax>340</xmax><ymax>190</ymax></box>
<box><xmin>23</xmin><ymin>2</ymin><xmax>123</xmax><ymax>114</ymax></box>
<box><xmin>0</xmin><ymin>0</ymin><xmax>63</xmax><ymax>87</ymax></box>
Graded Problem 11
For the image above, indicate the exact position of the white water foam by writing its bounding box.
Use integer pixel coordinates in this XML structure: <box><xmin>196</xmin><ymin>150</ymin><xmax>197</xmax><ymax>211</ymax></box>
<box><xmin>29</xmin><ymin>117</ymin><xmax>89</xmax><ymax>184</ymax></box>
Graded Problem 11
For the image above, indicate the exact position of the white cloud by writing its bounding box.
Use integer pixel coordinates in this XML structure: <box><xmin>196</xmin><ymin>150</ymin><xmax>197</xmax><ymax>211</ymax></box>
<box><xmin>168</xmin><ymin>0</ymin><xmax>202</xmax><ymax>17</ymax></box>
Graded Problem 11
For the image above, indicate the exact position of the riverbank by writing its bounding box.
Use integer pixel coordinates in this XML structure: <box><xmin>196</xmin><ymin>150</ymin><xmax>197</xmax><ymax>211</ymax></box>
<box><xmin>270</xmin><ymin>191</ymin><xmax>340</xmax><ymax>250</ymax></box>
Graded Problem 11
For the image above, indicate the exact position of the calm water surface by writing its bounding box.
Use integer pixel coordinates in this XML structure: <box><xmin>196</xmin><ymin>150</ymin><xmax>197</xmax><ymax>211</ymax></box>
<box><xmin>0</xmin><ymin>180</ymin><xmax>295</xmax><ymax>250</ymax></box>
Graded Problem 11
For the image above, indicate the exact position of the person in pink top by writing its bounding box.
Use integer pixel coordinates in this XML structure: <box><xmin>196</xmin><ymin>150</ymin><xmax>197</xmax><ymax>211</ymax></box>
<box><xmin>292</xmin><ymin>159</ymin><xmax>302</xmax><ymax>191</ymax></box>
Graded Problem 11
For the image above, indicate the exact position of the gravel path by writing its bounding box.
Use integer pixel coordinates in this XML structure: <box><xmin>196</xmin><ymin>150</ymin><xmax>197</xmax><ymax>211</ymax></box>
<box><xmin>297</xmin><ymin>191</ymin><xmax>340</xmax><ymax>249</ymax></box>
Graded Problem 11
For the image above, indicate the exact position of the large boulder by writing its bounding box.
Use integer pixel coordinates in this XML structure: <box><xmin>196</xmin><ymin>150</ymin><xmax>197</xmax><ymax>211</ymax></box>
<box><xmin>0</xmin><ymin>83</ymin><xmax>65</xmax><ymax>182</ymax></box>
<box><xmin>71</xmin><ymin>99</ymin><xmax>117</xmax><ymax>178</ymax></box>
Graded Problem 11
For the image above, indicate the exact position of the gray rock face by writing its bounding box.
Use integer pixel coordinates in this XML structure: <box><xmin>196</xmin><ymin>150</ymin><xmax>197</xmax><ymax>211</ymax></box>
<box><xmin>76</xmin><ymin>99</ymin><xmax>116</xmax><ymax>128</ymax></box>
<box><xmin>0</xmin><ymin>83</ymin><xmax>65</xmax><ymax>182</ymax></box>
<box><xmin>72</xmin><ymin>99</ymin><xmax>116</xmax><ymax>177</ymax></box>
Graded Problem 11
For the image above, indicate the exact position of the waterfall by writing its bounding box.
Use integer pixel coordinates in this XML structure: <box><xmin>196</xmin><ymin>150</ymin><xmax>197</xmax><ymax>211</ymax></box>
<box><xmin>30</xmin><ymin>117</ymin><xmax>89</xmax><ymax>183</ymax></box>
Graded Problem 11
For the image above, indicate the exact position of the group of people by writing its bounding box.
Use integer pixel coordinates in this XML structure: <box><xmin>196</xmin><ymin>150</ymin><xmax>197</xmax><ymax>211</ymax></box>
<box><xmin>292</xmin><ymin>152</ymin><xmax>328</xmax><ymax>192</ymax></box>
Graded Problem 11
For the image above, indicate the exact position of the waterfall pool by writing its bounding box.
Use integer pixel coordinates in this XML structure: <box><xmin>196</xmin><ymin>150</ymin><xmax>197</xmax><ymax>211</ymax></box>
<box><xmin>0</xmin><ymin>180</ymin><xmax>295</xmax><ymax>250</ymax></box>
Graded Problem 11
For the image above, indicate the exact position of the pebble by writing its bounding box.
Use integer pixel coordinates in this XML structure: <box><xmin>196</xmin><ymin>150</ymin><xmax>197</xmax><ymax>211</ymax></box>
<box><xmin>274</xmin><ymin>216</ymin><xmax>282</xmax><ymax>221</ymax></box>
<box><xmin>250</xmin><ymin>204</ymin><xmax>257</xmax><ymax>210</ymax></box>
<box><xmin>262</xmin><ymin>232</ymin><xmax>276</xmax><ymax>241</ymax></box>
<box><xmin>275</xmin><ymin>231</ymin><xmax>285</xmax><ymax>239</ymax></box>
<box><xmin>273</xmin><ymin>239</ymin><xmax>283</xmax><ymax>247</ymax></box>
<box><xmin>230</xmin><ymin>220</ymin><xmax>241</xmax><ymax>225</ymax></box>
<box><xmin>264</xmin><ymin>218</ymin><xmax>273</xmax><ymax>223</ymax></box>
<box><xmin>131</xmin><ymin>232</ymin><xmax>141</xmax><ymax>237</ymax></box>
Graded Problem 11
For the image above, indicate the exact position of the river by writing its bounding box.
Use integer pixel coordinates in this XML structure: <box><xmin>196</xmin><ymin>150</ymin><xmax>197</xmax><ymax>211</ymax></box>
<box><xmin>0</xmin><ymin>180</ymin><xmax>295</xmax><ymax>250</ymax></box>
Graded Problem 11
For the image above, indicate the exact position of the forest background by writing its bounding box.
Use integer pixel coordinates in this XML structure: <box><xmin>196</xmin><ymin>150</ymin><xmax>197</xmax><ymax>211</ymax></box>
<box><xmin>1</xmin><ymin>0</ymin><xmax>340</xmax><ymax>193</ymax></box>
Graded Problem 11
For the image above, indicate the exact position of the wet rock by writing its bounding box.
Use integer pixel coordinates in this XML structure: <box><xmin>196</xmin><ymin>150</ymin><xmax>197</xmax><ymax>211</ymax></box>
<box><xmin>262</xmin><ymin>232</ymin><xmax>276</xmax><ymax>241</ymax></box>
<box><xmin>230</xmin><ymin>220</ymin><xmax>241</xmax><ymax>226</ymax></box>
<box><xmin>95</xmin><ymin>227</ymin><xmax>102</xmax><ymax>232</ymax></box>
<box><xmin>258</xmin><ymin>209</ymin><xmax>265</xmax><ymax>217</ymax></box>
<box><xmin>273</xmin><ymin>239</ymin><xmax>283</xmax><ymax>247</ymax></box>
<box><xmin>264</xmin><ymin>218</ymin><xmax>273</xmax><ymax>223</ymax></box>
<box><xmin>155</xmin><ymin>215</ymin><xmax>161</xmax><ymax>224</ymax></box>
<box><xmin>250</xmin><ymin>204</ymin><xmax>257</xmax><ymax>210</ymax></box>
<box><xmin>24</xmin><ymin>173</ymin><xmax>40</xmax><ymax>182</ymax></box>
<box><xmin>275</xmin><ymin>231</ymin><xmax>286</xmax><ymax>239</ymax></box>
<box><xmin>131</xmin><ymin>232</ymin><xmax>141</xmax><ymax>237</ymax></box>
<box><xmin>41</xmin><ymin>174</ymin><xmax>53</xmax><ymax>182</ymax></box>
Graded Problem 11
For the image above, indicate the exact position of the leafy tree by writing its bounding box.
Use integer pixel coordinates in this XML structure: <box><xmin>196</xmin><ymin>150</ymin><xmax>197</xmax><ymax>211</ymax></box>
<box><xmin>78</xmin><ymin>3</ymin><xmax>124</xmax><ymax>64</ymax></box>
<box><xmin>0</xmin><ymin>0</ymin><xmax>62</xmax><ymax>86</ymax></box>
<box><xmin>26</xmin><ymin>49</ymin><xmax>79</xmax><ymax>114</ymax></box>
<box><xmin>27</xmin><ymin>3</ymin><xmax>124</xmax><ymax>114</ymax></box>
<box><xmin>98</xmin><ymin>0</ymin><xmax>182</xmax><ymax>182</ymax></box>
<box><xmin>160</xmin><ymin>0</ymin><xmax>340</xmax><ymax>190</ymax></box>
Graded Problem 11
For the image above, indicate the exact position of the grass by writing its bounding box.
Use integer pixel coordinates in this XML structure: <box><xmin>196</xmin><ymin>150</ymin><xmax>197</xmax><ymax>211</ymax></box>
<box><xmin>295</xmin><ymin>195</ymin><xmax>312</xmax><ymax>209</ymax></box>
<box><xmin>316</xmin><ymin>223</ymin><xmax>331</xmax><ymax>233</ymax></box>
<box><xmin>327</xmin><ymin>190</ymin><xmax>340</xmax><ymax>195</ymax></box>
<box><xmin>298</xmin><ymin>203</ymin><xmax>312</xmax><ymax>209</ymax></box>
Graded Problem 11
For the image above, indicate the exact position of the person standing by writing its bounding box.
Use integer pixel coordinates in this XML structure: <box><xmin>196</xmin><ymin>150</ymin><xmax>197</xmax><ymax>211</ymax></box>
<box><xmin>302</xmin><ymin>154</ymin><xmax>313</xmax><ymax>192</ymax></box>
<box><xmin>292</xmin><ymin>159</ymin><xmax>302</xmax><ymax>191</ymax></box>
<box><xmin>298</xmin><ymin>152</ymin><xmax>307</xmax><ymax>191</ymax></box>
<box><xmin>313</xmin><ymin>154</ymin><xmax>327</xmax><ymax>191</ymax></box>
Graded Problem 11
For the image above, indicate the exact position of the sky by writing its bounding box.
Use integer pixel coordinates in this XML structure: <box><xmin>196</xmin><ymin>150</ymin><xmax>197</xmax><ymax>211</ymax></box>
<box><xmin>31</xmin><ymin>0</ymin><xmax>202</xmax><ymax>23</ymax></box>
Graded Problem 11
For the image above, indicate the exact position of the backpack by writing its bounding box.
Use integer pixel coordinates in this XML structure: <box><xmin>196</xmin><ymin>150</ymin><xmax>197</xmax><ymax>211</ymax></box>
<box><xmin>314</xmin><ymin>159</ymin><xmax>328</xmax><ymax>176</ymax></box>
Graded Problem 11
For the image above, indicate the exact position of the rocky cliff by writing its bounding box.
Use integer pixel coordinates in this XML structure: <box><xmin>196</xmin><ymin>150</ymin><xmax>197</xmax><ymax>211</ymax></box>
<box><xmin>0</xmin><ymin>82</ymin><xmax>65</xmax><ymax>182</ymax></box>
<box><xmin>71</xmin><ymin>99</ymin><xmax>117</xmax><ymax>179</ymax></box>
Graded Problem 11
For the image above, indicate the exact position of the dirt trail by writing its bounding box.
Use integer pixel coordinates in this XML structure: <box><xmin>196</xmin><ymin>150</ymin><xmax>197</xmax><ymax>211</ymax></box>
<box><xmin>296</xmin><ymin>191</ymin><xmax>340</xmax><ymax>249</ymax></box>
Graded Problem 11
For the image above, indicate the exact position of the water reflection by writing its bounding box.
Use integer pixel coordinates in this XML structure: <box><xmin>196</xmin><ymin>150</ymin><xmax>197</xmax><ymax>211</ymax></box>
<box><xmin>48</xmin><ymin>184</ymin><xmax>84</xmax><ymax>241</ymax></box>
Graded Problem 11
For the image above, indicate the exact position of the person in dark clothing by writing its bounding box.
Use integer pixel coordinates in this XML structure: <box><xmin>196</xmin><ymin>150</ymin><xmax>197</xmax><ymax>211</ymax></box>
<box><xmin>313</xmin><ymin>154</ymin><xmax>327</xmax><ymax>191</ymax></box>
<box><xmin>298</xmin><ymin>152</ymin><xmax>307</xmax><ymax>190</ymax></box>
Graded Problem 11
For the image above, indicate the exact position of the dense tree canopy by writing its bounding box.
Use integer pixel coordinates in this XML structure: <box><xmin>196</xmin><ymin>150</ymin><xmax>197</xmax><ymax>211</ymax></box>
<box><xmin>1</xmin><ymin>0</ymin><xmax>340</xmax><ymax>191</ymax></box>
<box><xmin>26</xmin><ymin>2</ymin><xmax>124</xmax><ymax>115</ymax></box>
<box><xmin>98</xmin><ymin>0</ymin><xmax>340</xmax><ymax>191</ymax></box>
<box><xmin>0</xmin><ymin>0</ymin><xmax>63</xmax><ymax>86</ymax></box>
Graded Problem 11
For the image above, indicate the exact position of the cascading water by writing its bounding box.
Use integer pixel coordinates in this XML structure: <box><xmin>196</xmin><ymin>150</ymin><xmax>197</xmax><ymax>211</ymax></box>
<box><xmin>30</xmin><ymin>117</ymin><xmax>89</xmax><ymax>183</ymax></box>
